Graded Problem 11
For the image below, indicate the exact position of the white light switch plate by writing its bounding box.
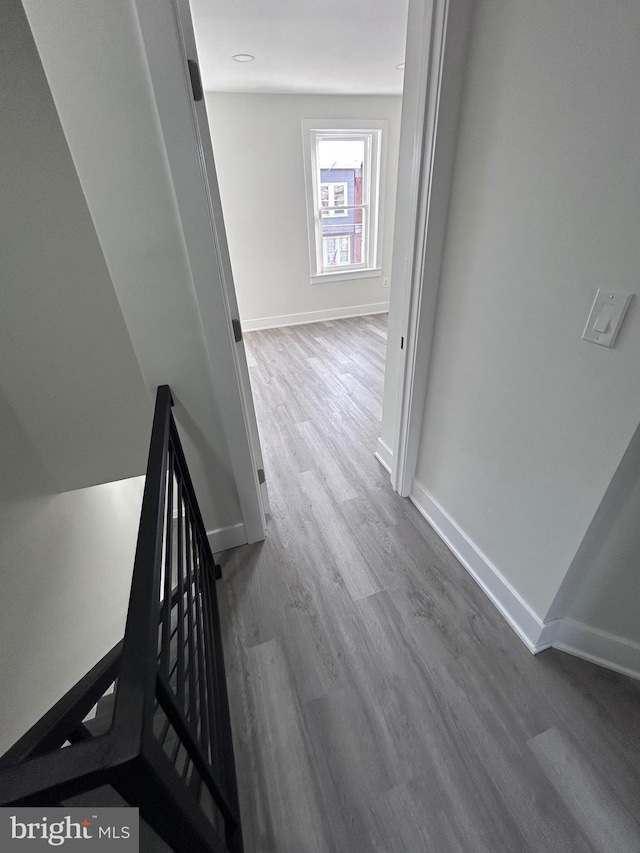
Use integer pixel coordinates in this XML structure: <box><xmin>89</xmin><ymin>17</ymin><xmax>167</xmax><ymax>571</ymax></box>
<box><xmin>582</xmin><ymin>289</ymin><xmax>632</xmax><ymax>348</ymax></box>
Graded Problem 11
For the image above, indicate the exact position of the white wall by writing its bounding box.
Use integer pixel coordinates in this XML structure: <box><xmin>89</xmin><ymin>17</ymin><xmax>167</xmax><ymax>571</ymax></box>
<box><xmin>0</xmin><ymin>386</ymin><xmax>144</xmax><ymax>756</ymax></box>
<box><xmin>413</xmin><ymin>0</ymin><xmax>640</xmax><ymax>620</ymax></box>
<box><xmin>0</xmin><ymin>1</ymin><xmax>147</xmax><ymax>756</ymax></box>
<box><xmin>0</xmin><ymin>0</ymin><xmax>152</xmax><ymax>492</ymax></box>
<box><xmin>205</xmin><ymin>94</ymin><xmax>402</xmax><ymax>327</ymax></box>
<box><xmin>22</xmin><ymin>0</ymin><xmax>251</xmax><ymax>537</ymax></box>
<box><xmin>549</xmin><ymin>423</ymin><xmax>640</xmax><ymax>647</ymax></box>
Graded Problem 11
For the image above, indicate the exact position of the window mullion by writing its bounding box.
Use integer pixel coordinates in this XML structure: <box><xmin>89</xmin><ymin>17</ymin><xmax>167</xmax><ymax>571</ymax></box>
<box><xmin>319</xmin><ymin>205</ymin><xmax>366</xmax><ymax>212</ymax></box>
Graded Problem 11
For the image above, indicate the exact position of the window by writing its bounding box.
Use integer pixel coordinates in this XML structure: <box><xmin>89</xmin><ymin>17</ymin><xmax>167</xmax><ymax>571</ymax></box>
<box><xmin>302</xmin><ymin>120</ymin><xmax>386</xmax><ymax>283</ymax></box>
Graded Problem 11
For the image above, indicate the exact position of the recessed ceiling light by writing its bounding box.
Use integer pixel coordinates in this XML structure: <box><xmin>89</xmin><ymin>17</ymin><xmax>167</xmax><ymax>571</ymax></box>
<box><xmin>232</xmin><ymin>53</ymin><xmax>255</xmax><ymax>63</ymax></box>
<box><xmin>396</xmin><ymin>62</ymin><xmax>405</xmax><ymax>70</ymax></box>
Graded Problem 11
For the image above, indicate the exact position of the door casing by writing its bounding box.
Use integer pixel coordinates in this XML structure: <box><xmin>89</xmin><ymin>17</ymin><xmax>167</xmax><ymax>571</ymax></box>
<box><xmin>133</xmin><ymin>0</ymin><xmax>268</xmax><ymax>543</ymax></box>
<box><xmin>385</xmin><ymin>0</ymin><xmax>474</xmax><ymax>497</ymax></box>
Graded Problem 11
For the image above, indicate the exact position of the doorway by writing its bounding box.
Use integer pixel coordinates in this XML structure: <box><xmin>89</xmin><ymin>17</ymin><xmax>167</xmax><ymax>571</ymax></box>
<box><xmin>185</xmin><ymin>0</ymin><xmax>408</xmax><ymax>485</ymax></box>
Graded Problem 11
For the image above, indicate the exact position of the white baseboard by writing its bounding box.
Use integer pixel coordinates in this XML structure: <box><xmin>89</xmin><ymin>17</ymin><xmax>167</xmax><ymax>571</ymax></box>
<box><xmin>409</xmin><ymin>481</ymin><xmax>640</xmax><ymax>680</ymax></box>
<box><xmin>375</xmin><ymin>437</ymin><xmax>393</xmax><ymax>474</ymax></box>
<box><xmin>409</xmin><ymin>481</ymin><xmax>549</xmax><ymax>653</ymax></box>
<box><xmin>551</xmin><ymin>619</ymin><xmax>640</xmax><ymax>682</ymax></box>
<box><xmin>242</xmin><ymin>302</ymin><xmax>389</xmax><ymax>332</ymax></box>
<box><xmin>207</xmin><ymin>522</ymin><xmax>247</xmax><ymax>554</ymax></box>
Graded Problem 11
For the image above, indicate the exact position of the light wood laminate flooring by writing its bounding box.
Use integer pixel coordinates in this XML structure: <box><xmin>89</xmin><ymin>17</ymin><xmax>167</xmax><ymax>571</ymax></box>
<box><xmin>218</xmin><ymin>314</ymin><xmax>640</xmax><ymax>853</ymax></box>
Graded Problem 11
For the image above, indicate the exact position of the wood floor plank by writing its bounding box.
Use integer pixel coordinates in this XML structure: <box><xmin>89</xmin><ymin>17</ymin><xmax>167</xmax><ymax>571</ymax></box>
<box><xmin>295</xmin><ymin>421</ymin><xmax>360</xmax><ymax>502</ymax></box>
<box><xmin>218</xmin><ymin>314</ymin><xmax>640</xmax><ymax>853</ymax></box>
<box><xmin>528</xmin><ymin>727</ymin><xmax>640</xmax><ymax>853</ymax></box>
<box><xmin>244</xmin><ymin>639</ymin><xmax>333</xmax><ymax>853</ymax></box>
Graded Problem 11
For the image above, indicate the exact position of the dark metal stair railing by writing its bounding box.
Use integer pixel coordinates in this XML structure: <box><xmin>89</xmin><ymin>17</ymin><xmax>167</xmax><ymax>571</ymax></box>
<box><xmin>0</xmin><ymin>385</ymin><xmax>244</xmax><ymax>853</ymax></box>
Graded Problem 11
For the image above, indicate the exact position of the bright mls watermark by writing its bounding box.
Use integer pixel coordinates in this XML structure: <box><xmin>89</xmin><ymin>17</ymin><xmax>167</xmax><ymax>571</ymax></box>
<box><xmin>0</xmin><ymin>808</ymin><xmax>138</xmax><ymax>849</ymax></box>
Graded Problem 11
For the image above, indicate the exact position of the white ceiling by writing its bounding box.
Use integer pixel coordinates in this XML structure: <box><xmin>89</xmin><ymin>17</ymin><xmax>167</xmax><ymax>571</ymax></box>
<box><xmin>189</xmin><ymin>0</ymin><xmax>408</xmax><ymax>95</ymax></box>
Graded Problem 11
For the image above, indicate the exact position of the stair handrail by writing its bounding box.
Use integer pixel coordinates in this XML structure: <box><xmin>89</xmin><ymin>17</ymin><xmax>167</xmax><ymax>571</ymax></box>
<box><xmin>0</xmin><ymin>641</ymin><xmax>122</xmax><ymax>771</ymax></box>
<box><xmin>0</xmin><ymin>385</ymin><xmax>244</xmax><ymax>853</ymax></box>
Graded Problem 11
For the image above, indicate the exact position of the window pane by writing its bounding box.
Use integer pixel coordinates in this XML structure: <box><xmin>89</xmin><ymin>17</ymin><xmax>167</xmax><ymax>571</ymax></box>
<box><xmin>323</xmin><ymin>235</ymin><xmax>351</xmax><ymax>267</ymax></box>
<box><xmin>318</xmin><ymin>138</ymin><xmax>365</xmax><ymax>221</ymax></box>
<box><xmin>321</xmin><ymin>207</ymin><xmax>366</xmax><ymax>268</ymax></box>
<box><xmin>320</xmin><ymin>182</ymin><xmax>348</xmax><ymax>218</ymax></box>
<box><xmin>318</xmin><ymin>139</ymin><xmax>365</xmax><ymax>176</ymax></box>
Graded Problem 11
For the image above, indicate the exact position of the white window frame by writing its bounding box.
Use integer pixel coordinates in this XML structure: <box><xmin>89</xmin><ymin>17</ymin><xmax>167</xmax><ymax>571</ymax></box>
<box><xmin>302</xmin><ymin>119</ymin><xmax>387</xmax><ymax>284</ymax></box>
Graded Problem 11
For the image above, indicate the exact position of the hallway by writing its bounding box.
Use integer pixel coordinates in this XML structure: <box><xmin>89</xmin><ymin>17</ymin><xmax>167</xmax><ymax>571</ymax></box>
<box><xmin>218</xmin><ymin>315</ymin><xmax>640</xmax><ymax>853</ymax></box>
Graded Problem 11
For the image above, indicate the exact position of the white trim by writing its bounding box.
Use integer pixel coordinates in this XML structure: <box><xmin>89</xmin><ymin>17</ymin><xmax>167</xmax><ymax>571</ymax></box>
<box><xmin>208</xmin><ymin>522</ymin><xmax>247</xmax><ymax>554</ymax></box>
<box><xmin>171</xmin><ymin>0</ymin><xmax>267</xmax><ymax>543</ymax></box>
<box><xmin>409</xmin><ymin>480</ymin><xmax>640</xmax><ymax>680</ymax></box>
<box><xmin>551</xmin><ymin>619</ymin><xmax>640</xmax><ymax>682</ymax></box>
<box><xmin>242</xmin><ymin>303</ymin><xmax>389</xmax><ymax>332</ymax></box>
<box><xmin>375</xmin><ymin>437</ymin><xmax>393</xmax><ymax>473</ymax></box>
<box><xmin>388</xmin><ymin>0</ymin><xmax>474</xmax><ymax>496</ymax></box>
<box><xmin>409</xmin><ymin>480</ymin><xmax>549</xmax><ymax>653</ymax></box>
<box><xmin>311</xmin><ymin>267</ymin><xmax>382</xmax><ymax>285</ymax></box>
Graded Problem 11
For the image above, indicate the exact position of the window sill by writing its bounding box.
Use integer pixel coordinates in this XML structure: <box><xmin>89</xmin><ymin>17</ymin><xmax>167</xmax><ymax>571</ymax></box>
<box><xmin>311</xmin><ymin>268</ymin><xmax>382</xmax><ymax>285</ymax></box>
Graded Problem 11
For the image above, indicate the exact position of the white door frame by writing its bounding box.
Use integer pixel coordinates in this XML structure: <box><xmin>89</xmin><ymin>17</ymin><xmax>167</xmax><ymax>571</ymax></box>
<box><xmin>172</xmin><ymin>0</ymin><xmax>270</xmax><ymax>521</ymax></box>
<box><xmin>388</xmin><ymin>0</ymin><xmax>474</xmax><ymax>497</ymax></box>
<box><xmin>132</xmin><ymin>0</ymin><xmax>268</xmax><ymax>544</ymax></box>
